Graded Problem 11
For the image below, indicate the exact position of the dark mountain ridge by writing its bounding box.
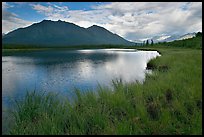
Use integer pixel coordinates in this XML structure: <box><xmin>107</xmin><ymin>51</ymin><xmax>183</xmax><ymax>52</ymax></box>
<box><xmin>2</xmin><ymin>20</ymin><xmax>134</xmax><ymax>47</ymax></box>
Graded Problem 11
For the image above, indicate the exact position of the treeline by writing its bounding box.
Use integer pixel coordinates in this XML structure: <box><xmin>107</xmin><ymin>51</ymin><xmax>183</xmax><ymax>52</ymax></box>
<box><xmin>2</xmin><ymin>44</ymin><xmax>134</xmax><ymax>50</ymax></box>
<box><xmin>142</xmin><ymin>39</ymin><xmax>154</xmax><ymax>46</ymax></box>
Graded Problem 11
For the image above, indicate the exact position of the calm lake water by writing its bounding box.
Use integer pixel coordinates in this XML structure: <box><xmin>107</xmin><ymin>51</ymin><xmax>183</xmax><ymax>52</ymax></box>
<box><xmin>2</xmin><ymin>48</ymin><xmax>160</xmax><ymax>134</ymax></box>
<box><xmin>2</xmin><ymin>49</ymin><xmax>160</xmax><ymax>107</ymax></box>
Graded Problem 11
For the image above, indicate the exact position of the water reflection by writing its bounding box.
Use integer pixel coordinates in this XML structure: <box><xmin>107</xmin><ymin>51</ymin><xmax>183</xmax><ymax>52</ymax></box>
<box><xmin>2</xmin><ymin>49</ymin><xmax>160</xmax><ymax>108</ymax></box>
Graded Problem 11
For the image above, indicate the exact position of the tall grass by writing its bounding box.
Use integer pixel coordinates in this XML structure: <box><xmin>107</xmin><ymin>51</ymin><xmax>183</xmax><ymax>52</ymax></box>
<box><xmin>7</xmin><ymin>37</ymin><xmax>202</xmax><ymax>134</ymax></box>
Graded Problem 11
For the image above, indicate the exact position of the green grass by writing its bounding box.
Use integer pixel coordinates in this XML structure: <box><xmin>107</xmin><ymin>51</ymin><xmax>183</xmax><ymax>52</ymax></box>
<box><xmin>6</xmin><ymin>37</ymin><xmax>202</xmax><ymax>135</ymax></box>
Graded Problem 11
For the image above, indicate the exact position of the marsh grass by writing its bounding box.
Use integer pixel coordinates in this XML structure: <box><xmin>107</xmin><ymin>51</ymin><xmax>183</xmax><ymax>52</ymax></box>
<box><xmin>7</xmin><ymin>38</ymin><xmax>202</xmax><ymax>135</ymax></box>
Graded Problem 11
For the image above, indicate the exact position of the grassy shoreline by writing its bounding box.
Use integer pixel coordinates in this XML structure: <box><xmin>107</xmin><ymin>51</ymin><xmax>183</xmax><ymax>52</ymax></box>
<box><xmin>5</xmin><ymin>44</ymin><xmax>202</xmax><ymax>135</ymax></box>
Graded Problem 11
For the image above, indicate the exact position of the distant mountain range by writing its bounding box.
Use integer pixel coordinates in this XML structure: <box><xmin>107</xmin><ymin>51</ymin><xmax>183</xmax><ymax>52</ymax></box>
<box><xmin>135</xmin><ymin>32</ymin><xmax>197</xmax><ymax>44</ymax></box>
<box><xmin>2</xmin><ymin>20</ymin><xmax>134</xmax><ymax>47</ymax></box>
<box><xmin>176</xmin><ymin>32</ymin><xmax>197</xmax><ymax>41</ymax></box>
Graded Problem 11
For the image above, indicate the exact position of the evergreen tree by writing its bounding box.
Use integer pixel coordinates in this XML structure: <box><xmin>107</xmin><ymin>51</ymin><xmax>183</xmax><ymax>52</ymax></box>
<box><xmin>151</xmin><ymin>39</ymin><xmax>154</xmax><ymax>45</ymax></box>
<box><xmin>146</xmin><ymin>40</ymin><xmax>149</xmax><ymax>45</ymax></box>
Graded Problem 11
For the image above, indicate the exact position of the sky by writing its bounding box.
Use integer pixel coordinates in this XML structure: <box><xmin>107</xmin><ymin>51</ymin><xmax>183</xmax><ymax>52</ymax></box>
<box><xmin>2</xmin><ymin>2</ymin><xmax>202</xmax><ymax>42</ymax></box>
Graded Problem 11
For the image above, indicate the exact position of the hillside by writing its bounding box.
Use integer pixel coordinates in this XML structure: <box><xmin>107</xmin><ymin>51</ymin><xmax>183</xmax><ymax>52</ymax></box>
<box><xmin>2</xmin><ymin>20</ymin><xmax>134</xmax><ymax>48</ymax></box>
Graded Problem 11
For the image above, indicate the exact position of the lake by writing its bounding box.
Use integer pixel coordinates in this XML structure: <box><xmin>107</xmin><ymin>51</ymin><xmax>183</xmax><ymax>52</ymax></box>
<box><xmin>2</xmin><ymin>49</ymin><xmax>160</xmax><ymax>108</ymax></box>
<box><xmin>2</xmin><ymin>48</ymin><xmax>160</xmax><ymax>134</ymax></box>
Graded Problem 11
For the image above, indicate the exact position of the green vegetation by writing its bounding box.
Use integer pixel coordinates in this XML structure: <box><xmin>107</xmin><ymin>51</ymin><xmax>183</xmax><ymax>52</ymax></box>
<box><xmin>6</xmin><ymin>36</ymin><xmax>202</xmax><ymax>135</ymax></box>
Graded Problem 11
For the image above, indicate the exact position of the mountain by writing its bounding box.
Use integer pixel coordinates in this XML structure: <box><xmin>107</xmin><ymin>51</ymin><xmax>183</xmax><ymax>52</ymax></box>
<box><xmin>143</xmin><ymin>32</ymin><xmax>197</xmax><ymax>44</ymax></box>
<box><xmin>152</xmin><ymin>35</ymin><xmax>170</xmax><ymax>42</ymax></box>
<box><xmin>134</xmin><ymin>34</ymin><xmax>180</xmax><ymax>44</ymax></box>
<box><xmin>161</xmin><ymin>33</ymin><xmax>196</xmax><ymax>42</ymax></box>
<box><xmin>163</xmin><ymin>35</ymin><xmax>181</xmax><ymax>42</ymax></box>
<box><xmin>2</xmin><ymin>20</ymin><xmax>134</xmax><ymax>47</ymax></box>
<box><xmin>86</xmin><ymin>25</ymin><xmax>133</xmax><ymax>45</ymax></box>
<box><xmin>177</xmin><ymin>32</ymin><xmax>196</xmax><ymax>41</ymax></box>
<box><xmin>151</xmin><ymin>35</ymin><xmax>171</xmax><ymax>43</ymax></box>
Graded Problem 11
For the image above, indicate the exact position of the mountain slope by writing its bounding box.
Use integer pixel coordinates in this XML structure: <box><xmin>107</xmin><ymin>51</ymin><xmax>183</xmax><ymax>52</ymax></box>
<box><xmin>87</xmin><ymin>25</ymin><xmax>132</xmax><ymax>45</ymax></box>
<box><xmin>2</xmin><ymin>20</ymin><xmax>134</xmax><ymax>47</ymax></box>
<box><xmin>177</xmin><ymin>32</ymin><xmax>196</xmax><ymax>41</ymax></box>
<box><xmin>151</xmin><ymin>33</ymin><xmax>196</xmax><ymax>43</ymax></box>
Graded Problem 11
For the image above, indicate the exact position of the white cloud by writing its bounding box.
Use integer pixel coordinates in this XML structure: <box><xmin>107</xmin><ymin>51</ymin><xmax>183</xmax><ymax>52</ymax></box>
<box><xmin>97</xmin><ymin>2</ymin><xmax>202</xmax><ymax>40</ymax></box>
<box><xmin>32</xmin><ymin>4</ymin><xmax>54</xmax><ymax>14</ymax></box>
<box><xmin>30</xmin><ymin>3</ymin><xmax>69</xmax><ymax>19</ymax></box>
<box><xmin>2</xmin><ymin>2</ymin><xmax>13</xmax><ymax>10</ymax></box>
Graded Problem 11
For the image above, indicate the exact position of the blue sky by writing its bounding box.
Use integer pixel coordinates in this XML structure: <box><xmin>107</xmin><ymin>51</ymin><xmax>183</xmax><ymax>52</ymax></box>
<box><xmin>4</xmin><ymin>2</ymin><xmax>104</xmax><ymax>21</ymax></box>
<box><xmin>2</xmin><ymin>2</ymin><xmax>202</xmax><ymax>41</ymax></box>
